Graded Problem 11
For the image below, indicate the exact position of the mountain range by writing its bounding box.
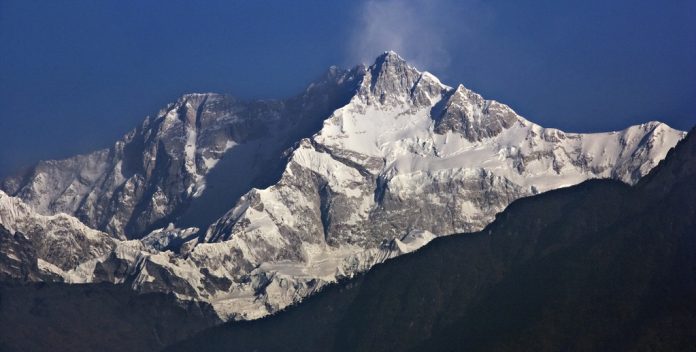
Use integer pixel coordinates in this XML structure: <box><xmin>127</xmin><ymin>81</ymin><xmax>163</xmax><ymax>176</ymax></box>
<box><xmin>166</xmin><ymin>125</ymin><xmax>696</xmax><ymax>352</ymax></box>
<box><xmin>0</xmin><ymin>51</ymin><xmax>687</xmax><ymax>325</ymax></box>
<box><xmin>2</xmin><ymin>117</ymin><xmax>693</xmax><ymax>352</ymax></box>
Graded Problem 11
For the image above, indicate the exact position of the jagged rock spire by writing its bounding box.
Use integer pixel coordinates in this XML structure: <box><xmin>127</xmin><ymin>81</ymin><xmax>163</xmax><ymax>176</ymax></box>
<box><xmin>356</xmin><ymin>51</ymin><xmax>444</xmax><ymax>107</ymax></box>
<box><xmin>433</xmin><ymin>84</ymin><xmax>522</xmax><ymax>141</ymax></box>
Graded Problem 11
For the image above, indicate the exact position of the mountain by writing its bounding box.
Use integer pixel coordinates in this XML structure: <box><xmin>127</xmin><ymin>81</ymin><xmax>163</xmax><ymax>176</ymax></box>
<box><xmin>0</xmin><ymin>52</ymin><xmax>685</xmax><ymax>320</ymax></box>
<box><xmin>166</xmin><ymin>127</ymin><xmax>696</xmax><ymax>352</ymax></box>
<box><xmin>1</xmin><ymin>68</ymin><xmax>360</xmax><ymax>239</ymax></box>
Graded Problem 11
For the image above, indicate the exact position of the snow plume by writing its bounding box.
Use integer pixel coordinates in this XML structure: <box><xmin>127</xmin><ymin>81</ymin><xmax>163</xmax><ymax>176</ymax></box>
<box><xmin>348</xmin><ymin>0</ymin><xmax>469</xmax><ymax>70</ymax></box>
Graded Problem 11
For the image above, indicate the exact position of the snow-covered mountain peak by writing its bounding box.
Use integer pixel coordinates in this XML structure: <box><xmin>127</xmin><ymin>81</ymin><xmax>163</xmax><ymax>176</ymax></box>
<box><xmin>381</xmin><ymin>50</ymin><xmax>401</xmax><ymax>58</ymax></box>
<box><xmin>0</xmin><ymin>51</ymin><xmax>687</xmax><ymax>321</ymax></box>
<box><xmin>354</xmin><ymin>51</ymin><xmax>446</xmax><ymax>108</ymax></box>
<box><xmin>371</xmin><ymin>50</ymin><xmax>408</xmax><ymax>70</ymax></box>
<box><xmin>432</xmin><ymin>83</ymin><xmax>526</xmax><ymax>141</ymax></box>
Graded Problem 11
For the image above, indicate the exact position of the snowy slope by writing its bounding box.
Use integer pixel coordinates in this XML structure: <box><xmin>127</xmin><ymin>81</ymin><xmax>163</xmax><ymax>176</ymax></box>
<box><xmin>0</xmin><ymin>51</ymin><xmax>685</xmax><ymax>320</ymax></box>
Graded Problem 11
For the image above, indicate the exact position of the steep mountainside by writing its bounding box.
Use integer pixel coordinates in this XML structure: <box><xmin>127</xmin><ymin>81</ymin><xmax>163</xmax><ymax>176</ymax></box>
<box><xmin>0</xmin><ymin>52</ymin><xmax>685</xmax><ymax>320</ymax></box>
<box><xmin>167</xmin><ymin>127</ymin><xmax>696</xmax><ymax>352</ymax></box>
<box><xmin>2</xmin><ymin>68</ymin><xmax>360</xmax><ymax>239</ymax></box>
<box><xmin>0</xmin><ymin>282</ymin><xmax>220</xmax><ymax>352</ymax></box>
<box><xmin>0</xmin><ymin>191</ymin><xmax>115</xmax><ymax>277</ymax></box>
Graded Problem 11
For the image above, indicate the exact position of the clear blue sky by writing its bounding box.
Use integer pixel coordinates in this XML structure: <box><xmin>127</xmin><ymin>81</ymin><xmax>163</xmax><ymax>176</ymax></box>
<box><xmin>1</xmin><ymin>0</ymin><xmax>694</xmax><ymax>176</ymax></box>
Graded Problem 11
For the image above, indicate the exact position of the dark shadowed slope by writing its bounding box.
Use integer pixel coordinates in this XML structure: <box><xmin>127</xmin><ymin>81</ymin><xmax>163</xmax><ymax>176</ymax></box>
<box><xmin>0</xmin><ymin>283</ymin><xmax>220</xmax><ymax>352</ymax></box>
<box><xmin>167</xmin><ymin>127</ymin><xmax>696</xmax><ymax>352</ymax></box>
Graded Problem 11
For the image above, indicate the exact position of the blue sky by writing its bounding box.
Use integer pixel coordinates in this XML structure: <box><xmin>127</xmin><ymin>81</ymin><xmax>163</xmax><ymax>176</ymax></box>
<box><xmin>1</xmin><ymin>0</ymin><xmax>694</xmax><ymax>176</ymax></box>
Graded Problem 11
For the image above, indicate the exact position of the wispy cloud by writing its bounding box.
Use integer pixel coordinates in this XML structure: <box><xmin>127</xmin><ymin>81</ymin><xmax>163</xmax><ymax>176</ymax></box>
<box><xmin>347</xmin><ymin>0</ymin><xmax>481</xmax><ymax>71</ymax></box>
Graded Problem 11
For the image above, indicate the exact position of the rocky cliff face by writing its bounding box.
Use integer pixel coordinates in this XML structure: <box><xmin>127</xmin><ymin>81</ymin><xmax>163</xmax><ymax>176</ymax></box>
<box><xmin>0</xmin><ymin>52</ymin><xmax>686</xmax><ymax>320</ymax></box>
<box><xmin>0</xmin><ymin>190</ymin><xmax>115</xmax><ymax>274</ymax></box>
